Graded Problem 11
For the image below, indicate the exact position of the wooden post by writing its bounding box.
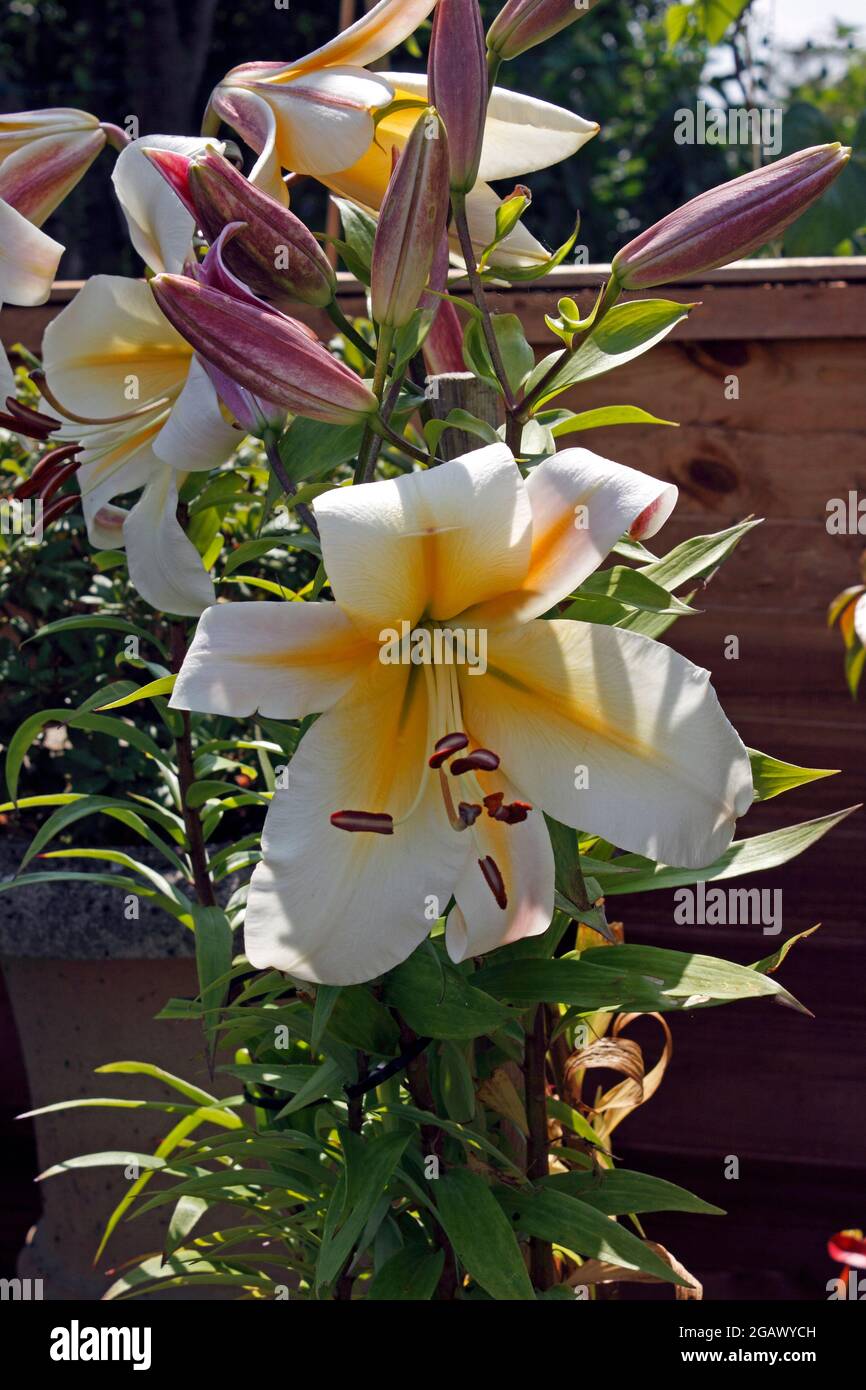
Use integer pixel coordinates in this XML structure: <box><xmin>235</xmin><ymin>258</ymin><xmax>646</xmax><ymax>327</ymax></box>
<box><xmin>424</xmin><ymin>371</ymin><xmax>503</xmax><ymax>460</ymax></box>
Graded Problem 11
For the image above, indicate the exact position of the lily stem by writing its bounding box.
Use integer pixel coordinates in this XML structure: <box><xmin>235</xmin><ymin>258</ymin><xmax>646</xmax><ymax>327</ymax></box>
<box><xmin>524</xmin><ymin>1003</ymin><xmax>555</xmax><ymax>1291</ymax></box>
<box><xmin>326</xmin><ymin>300</ymin><xmax>377</xmax><ymax>364</ymax></box>
<box><xmin>169</xmin><ymin>620</ymin><xmax>216</xmax><ymax>910</ymax></box>
<box><xmin>396</xmin><ymin>1017</ymin><xmax>459</xmax><ymax>1300</ymax></box>
<box><xmin>354</xmin><ymin>323</ymin><xmax>395</xmax><ymax>484</ymax></box>
<box><xmin>262</xmin><ymin>429</ymin><xmax>319</xmax><ymax>539</ymax></box>
<box><xmin>452</xmin><ymin>192</ymin><xmax>519</xmax><ymax>417</ymax></box>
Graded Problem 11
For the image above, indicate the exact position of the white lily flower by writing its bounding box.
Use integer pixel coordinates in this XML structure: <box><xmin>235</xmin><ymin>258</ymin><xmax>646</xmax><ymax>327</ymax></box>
<box><xmin>208</xmin><ymin>0</ymin><xmax>597</xmax><ymax>265</ymax></box>
<box><xmin>172</xmin><ymin>443</ymin><xmax>753</xmax><ymax>985</ymax></box>
<box><xmin>40</xmin><ymin>135</ymin><xmax>239</xmax><ymax>617</ymax></box>
<box><xmin>0</xmin><ymin>194</ymin><xmax>65</xmax><ymax>403</ymax></box>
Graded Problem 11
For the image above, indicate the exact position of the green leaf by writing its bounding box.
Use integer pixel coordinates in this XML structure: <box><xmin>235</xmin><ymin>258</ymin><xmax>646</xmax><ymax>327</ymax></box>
<box><xmin>748</xmin><ymin>748</ymin><xmax>838</xmax><ymax>802</ymax></box>
<box><xmin>463</xmin><ymin>312</ymin><xmax>535</xmax><ymax>395</ymax></box>
<box><xmin>524</xmin><ymin>299</ymin><xmax>693</xmax><ymax>408</ymax></box>
<box><xmin>324</xmin><ymin>986</ymin><xmax>401</xmax><ymax>1057</ymax></box>
<box><xmin>639</xmin><ymin>517</ymin><xmax>761</xmax><ymax>590</ymax></box>
<box><xmin>383</xmin><ymin>945</ymin><xmax>514</xmax><ymax>1040</ymax></box>
<box><xmin>165</xmin><ymin>1195</ymin><xmax>209</xmax><ymax>1259</ymax></box>
<box><xmin>423</xmin><ymin>408</ymin><xmax>499</xmax><ymax>456</ymax></box>
<box><xmin>316</xmin><ymin>1132</ymin><xmax>410</xmax><ymax>1290</ymax></box>
<box><xmin>476</xmin><ymin>940</ymin><xmax>805</xmax><ymax>1014</ymax></box>
<box><xmin>95</xmin><ymin>675</ymin><xmax>176</xmax><ymax>710</ymax></box>
<box><xmin>481</xmin><ymin>216</ymin><xmax>580</xmax><ymax>283</ymax></box>
<box><xmin>311</xmin><ymin>985</ymin><xmax>341</xmax><ymax>1052</ymax></box>
<box><xmin>437</xmin><ymin>1041</ymin><xmax>477</xmax><ymax>1123</ymax></box>
<box><xmin>570</xmin><ymin>566</ymin><xmax>696</xmax><ymax>616</ymax></box>
<box><xmin>367</xmin><ymin>1246</ymin><xmax>444</xmax><ymax>1300</ymax></box>
<box><xmin>751</xmin><ymin>924</ymin><xmax>821</xmax><ymax>976</ymax></box>
<box><xmin>546</xmin><ymin>405</ymin><xmax>678</xmax><ymax>436</ymax></box>
<box><xmin>278</xmin><ymin>416</ymin><xmax>367</xmax><ymax>486</ymax></box>
<box><xmin>479</xmin><ymin>189</ymin><xmax>532</xmax><ymax>268</ymax></box>
<box><xmin>497</xmin><ymin>1187</ymin><xmax>688</xmax><ymax>1284</ymax></box>
<box><xmin>541</xmin><ymin>1168</ymin><xmax>724</xmax><ymax>1216</ymax></box>
<box><xmin>24</xmin><ymin>614</ymin><xmax>168</xmax><ymax>658</ymax></box>
<box><xmin>193</xmin><ymin>905</ymin><xmax>234</xmax><ymax>1066</ymax></box>
<box><xmin>333</xmin><ymin>199</ymin><xmax>378</xmax><ymax>284</ymax></box>
<box><xmin>596</xmin><ymin>806</ymin><xmax>858</xmax><ymax>897</ymax></box>
<box><xmin>95</xmin><ymin>1062</ymin><xmax>224</xmax><ymax>1109</ymax></box>
<box><xmin>223</xmin><ymin>533</ymin><xmax>321</xmax><ymax>576</ymax></box>
<box><xmin>435</xmin><ymin>1168</ymin><xmax>534</xmax><ymax>1300</ymax></box>
<box><xmin>580</xmin><ymin>942</ymin><xmax>806</xmax><ymax>1013</ymax></box>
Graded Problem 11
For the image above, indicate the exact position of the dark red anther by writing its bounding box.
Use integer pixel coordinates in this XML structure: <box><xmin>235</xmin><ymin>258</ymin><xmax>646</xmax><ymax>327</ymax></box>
<box><xmin>13</xmin><ymin>444</ymin><xmax>82</xmax><ymax>500</ymax></box>
<box><xmin>450</xmin><ymin>748</ymin><xmax>500</xmax><ymax>776</ymax></box>
<box><xmin>458</xmin><ymin>801</ymin><xmax>482</xmax><ymax>827</ymax></box>
<box><xmin>34</xmin><ymin>459</ymin><xmax>82</xmax><ymax>505</ymax></box>
<box><xmin>39</xmin><ymin>494</ymin><xmax>78</xmax><ymax>527</ymax></box>
<box><xmin>483</xmin><ymin>791</ymin><xmax>504</xmax><ymax>815</ymax></box>
<box><xmin>478</xmin><ymin>855</ymin><xmax>507</xmax><ymax>910</ymax></box>
<box><xmin>490</xmin><ymin>800</ymin><xmax>532</xmax><ymax>825</ymax></box>
<box><xmin>428</xmin><ymin>731</ymin><xmax>469</xmax><ymax>769</ymax></box>
<box><xmin>330</xmin><ymin>810</ymin><xmax>394</xmax><ymax>835</ymax></box>
<box><xmin>2</xmin><ymin>397</ymin><xmax>61</xmax><ymax>440</ymax></box>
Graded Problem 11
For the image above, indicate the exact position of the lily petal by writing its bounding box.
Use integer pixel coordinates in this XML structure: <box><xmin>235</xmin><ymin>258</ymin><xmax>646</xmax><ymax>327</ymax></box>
<box><xmin>42</xmin><ymin>274</ymin><xmax>192</xmax><ymax>418</ymax></box>
<box><xmin>461</xmin><ymin>618</ymin><xmax>753</xmax><ymax>868</ymax></box>
<box><xmin>171</xmin><ymin>599</ymin><xmax>376</xmax><ymax>719</ymax></box>
<box><xmin>466</xmin><ymin>448</ymin><xmax>677</xmax><ymax>625</ymax></box>
<box><xmin>113</xmin><ymin>135</ymin><xmax>222</xmax><ymax>274</ymax></box>
<box><xmin>254</xmin><ymin>67</ymin><xmax>394</xmax><ymax>178</ymax></box>
<box><xmin>0</xmin><ymin>128</ymin><xmax>105</xmax><ymax>225</ymax></box>
<box><xmin>152</xmin><ymin>355</ymin><xmax>240</xmax><ymax>471</ymax></box>
<box><xmin>0</xmin><ymin>197</ymin><xmax>64</xmax><ymax>305</ymax></box>
<box><xmin>210</xmin><ymin>86</ymin><xmax>287</xmax><ymax>204</ymax></box>
<box><xmin>313</xmin><ymin>442</ymin><xmax>532</xmax><ymax>634</ymax></box>
<box><xmin>244</xmin><ymin>660</ymin><xmax>467</xmax><ymax>984</ymax></box>
<box><xmin>382</xmin><ymin>72</ymin><xmax>598</xmax><ymax>181</ymax></box>
<box><xmin>285</xmin><ymin>0</ymin><xmax>439</xmax><ymax>78</ymax></box>
<box><xmin>122</xmin><ymin>467</ymin><xmax>215</xmax><ymax>616</ymax></box>
<box><xmin>447</xmin><ymin>775</ymin><xmax>554</xmax><ymax>961</ymax></box>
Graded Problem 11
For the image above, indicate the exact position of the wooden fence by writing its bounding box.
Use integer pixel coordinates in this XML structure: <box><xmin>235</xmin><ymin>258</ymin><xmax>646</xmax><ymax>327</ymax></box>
<box><xmin>2</xmin><ymin>260</ymin><xmax>865</xmax><ymax>1296</ymax></box>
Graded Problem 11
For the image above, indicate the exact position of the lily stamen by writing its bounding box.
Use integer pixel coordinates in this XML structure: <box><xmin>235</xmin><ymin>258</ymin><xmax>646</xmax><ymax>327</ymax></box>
<box><xmin>32</xmin><ymin>371</ymin><xmax>173</xmax><ymax>427</ymax></box>
<box><xmin>428</xmin><ymin>730</ymin><xmax>469</xmax><ymax>769</ymax></box>
<box><xmin>449</xmin><ymin>748</ymin><xmax>500</xmax><ymax>775</ymax></box>
<box><xmin>458</xmin><ymin>801</ymin><xmax>482</xmax><ymax>827</ymax></box>
<box><xmin>330</xmin><ymin>810</ymin><xmax>394</xmax><ymax>835</ymax></box>
<box><xmin>478</xmin><ymin>855</ymin><xmax>508</xmax><ymax>910</ymax></box>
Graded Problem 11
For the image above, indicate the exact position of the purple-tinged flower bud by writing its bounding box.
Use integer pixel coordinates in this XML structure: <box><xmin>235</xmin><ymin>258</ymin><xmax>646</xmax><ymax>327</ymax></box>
<box><xmin>371</xmin><ymin>108</ymin><xmax>450</xmax><ymax>328</ymax></box>
<box><xmin>146</xmin><ymin>146</ymin><xmax>336</xmax><ymax>309</ymax></box>
<box><xmin>487</xmin><ymin>0</ymin><xmax>601</xmax><ymax>61</ymax></box>
<box><xmin>612</xmin><ymin>144</ymin><xmax>852</xmax><ymax>290</ymax></box>
<box><xmin>428</xmin><ymin>0</ymin><xmax>487</xmax><ymax>195</ymax></box>
<box><xmin>0</xmin><ymin>109</ymin><xmax>106</xmax><ymax>225</ymax></box>
<box><xmin>150</xmin><ymin>275</ymin><xmax>378</xmax><ymax>427</ymax></box>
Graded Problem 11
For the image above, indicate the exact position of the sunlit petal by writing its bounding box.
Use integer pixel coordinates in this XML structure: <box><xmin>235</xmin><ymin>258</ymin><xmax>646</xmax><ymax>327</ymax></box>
<box><xmin>122</xmin><ymin>467</ymin><xmax>215</xmax><ymax>616</ymax></box>
<box><xmin>171</xmin><ymin>600</ymin><xmax>377</xmax><ymax>719</ymax></box>
<box><xmin>461</xmin><ymin>618</ymin><xmax>753</xmax><ymax>868</ymax></box>
<box><xmin>313</xmin><ymin>442</ymin><xmax>532</xmax><ymax>634</ymax></box>
<box><xmin>244</xmin><ymin>659</ymin><xmax>467</xmax><ymax>984</ymax></box>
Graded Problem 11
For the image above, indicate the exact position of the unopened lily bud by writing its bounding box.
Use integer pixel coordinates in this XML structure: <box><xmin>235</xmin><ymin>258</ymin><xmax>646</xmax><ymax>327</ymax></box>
<box><xmin>0</xmin><ymin>109</ymin><xmax>106</xmax><ymax>225</ymax></box>
<box><xmin>371</xmin><ymin>109</ymin><xmax>449</xmax><ymax>328</ymax></box>
<box><xmin>150</xmin><ymin>274</ymin><xmax>378</xmax><ymax>427</ymax></box>
<box><xmin>429</xmin><ymin>0</ymin><xmax>487</xmax><ymax>194</ymax></box>
<box><xmin>487</xmin><ymin>0</ymin><xmax>600</xmax><ymax>61</ymax></box>
<box><xmin>612</xmin><ymin>143</ymin><xmax>852</xmax><ymax>290</ymax></box>
<box><xmin>146</xmin><ymin>146</ymin><xmax>336</xmax><ymax>309</ymax></box>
